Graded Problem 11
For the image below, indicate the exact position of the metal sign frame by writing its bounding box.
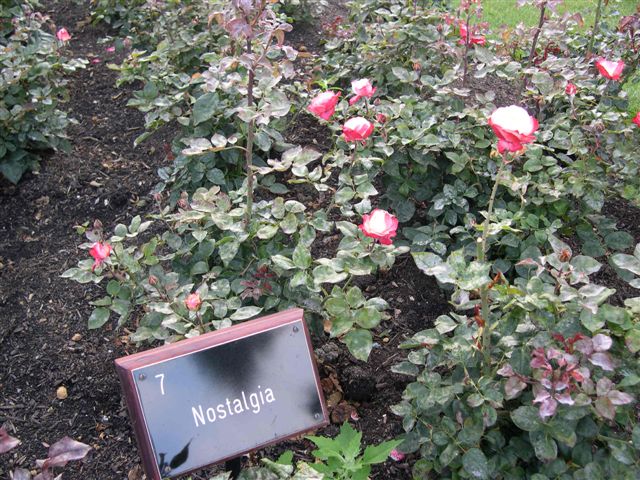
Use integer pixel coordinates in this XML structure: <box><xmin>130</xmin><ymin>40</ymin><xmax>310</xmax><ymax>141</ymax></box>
<box><xmin>115</xmin><ymin>308</ymin><xmax>328</xmax><ymax>480</ymax></box>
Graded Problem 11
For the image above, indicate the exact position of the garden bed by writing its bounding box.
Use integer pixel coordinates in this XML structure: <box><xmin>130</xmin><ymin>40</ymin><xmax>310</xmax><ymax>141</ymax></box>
<box><xmin>2</xmin><ymin>0</ymin><xmax>640</xmax><ymax>479</ymax></box>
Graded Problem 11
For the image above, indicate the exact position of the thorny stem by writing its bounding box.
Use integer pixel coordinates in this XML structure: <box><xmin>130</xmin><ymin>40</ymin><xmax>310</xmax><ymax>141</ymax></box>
<box><xmin>462</xmin><ymin>8</ymin><xmax>471</xmax><ymax>86</ymax></box>
<box><xmin>478</xmin><ymin>156</ymin><xmax>507</xmax><ymax>374</ymax></box>
<box><xmin>244</xmin><ymin>37</ymin><xmax>256</xmax><ymax>229</ymax></box>
<box><xmin>587</xmin><ymin>0</ymin><xmax>603</xmax><ymax>58</ymax></box>
<box><xmin>519</xmin><ymin>0</ymin><xmax>547</xmax><ymax>97</ymax></box>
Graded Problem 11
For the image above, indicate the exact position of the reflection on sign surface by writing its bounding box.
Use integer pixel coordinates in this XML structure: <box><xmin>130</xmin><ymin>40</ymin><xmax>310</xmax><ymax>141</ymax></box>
<box><xmin>130</xmin><ymin>319</ymin><xmax>323</xmax><ymax>478</ymax></box>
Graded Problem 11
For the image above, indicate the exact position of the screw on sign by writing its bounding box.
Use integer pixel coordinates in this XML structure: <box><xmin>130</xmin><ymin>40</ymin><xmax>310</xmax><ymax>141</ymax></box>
<box><xmin>115</xmin><ymin>308</ymin><xmax>328</xmax><ymax>480</ymax></box>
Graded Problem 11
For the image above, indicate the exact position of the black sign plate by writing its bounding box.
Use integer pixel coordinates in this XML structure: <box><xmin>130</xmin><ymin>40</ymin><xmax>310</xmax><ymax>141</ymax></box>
<box><xmin>115</xmin><ymin>309</ymin><xmax>327</xmax><ymax>480</ymax></box>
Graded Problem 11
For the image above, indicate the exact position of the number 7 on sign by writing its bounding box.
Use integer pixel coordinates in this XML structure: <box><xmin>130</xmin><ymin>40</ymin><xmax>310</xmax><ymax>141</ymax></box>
<box><xmin>155</xmin><ymin>374</ymin><xmax>165</xmax><ymax>395</ymax></box>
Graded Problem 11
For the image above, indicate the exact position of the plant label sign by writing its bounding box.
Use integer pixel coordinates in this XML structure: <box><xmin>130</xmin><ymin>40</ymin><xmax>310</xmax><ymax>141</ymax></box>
<box><xmin>115</xmin><ymin>308</ymin><xmax>328</xmax><ymax>480</ymax></box>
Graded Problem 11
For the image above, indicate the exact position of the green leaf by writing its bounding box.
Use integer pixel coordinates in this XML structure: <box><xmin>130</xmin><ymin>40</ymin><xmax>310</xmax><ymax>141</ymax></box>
<box><xmin>354</xmin><ymin>307</ymin><xmax>382</xmax><ymax>329</ymax></box>
<box><xmin>106</xmin><ymin>280</ymin><xmax>121</xmax><ymax>296</ymax></box>
<box><xmin>190</xmin><ymin>261</ymin><xmax>209</xmax><ymax>275</ymax></box>
<box><xmin>218</xmin><ymin>239</ymin><xmax>240</xmax><ymax>266</ymax></box>
<box><xmin>281</xmin><ymin>146</ymin><xmax>322</xmax><ymax>166</ymax></box>
<box><xmin>272</xmin><ymin>255</ymin><xmax>295</xmax><ymax>270</ymax></box>
<box><xmin>530</xmin><ymin>431</ymin><xmax>557</xmax><ymax>461</ymax></box>
<box><xmin>256</xmin><ymin>224</ymin><xmax>279</xmax><ymax>240</ymax></box>
<box><xmin>335</xmin><ymin>422</ymin><xmax>362</xmax><ymax>460</ymax></box>
<box><xmin>313</xmin><ymin>265</ymin><xmax>347</xmax><ymax>284</ymax></box>
<box><xmin>343</xmin><ymin>329</ymin><xmax>373</xmax><ymax>361</ymax></box>
<box><xmin>611</xmin><ymin>253</ymin><xmax>640</xmax><ymax>276</ymax></box>
<box><xmin>292</xmin><ymin>244</ymin><xmax>312</xmax><ymax>269</ymax></box>
<box><xmin>361</xmin><ymin>440</ymin><xmax>402</xmax><ymax>465</ymax></box>
<box><xmin>511</xmin><ymin>406</ymin><xmax>543</xmax><ymax>432</ymax></box>
<box><xmin>605</xmin><ymin>231</ymin><xmax>634</xmax><ymax>250</ymax></box>
<box><xmin>462</xmin><ymin>448</ymin><xmax>490</xmax><ymax>479</ymax></box>
<box><xmin>88</xmin><ymin>308</ymin><xmax>110</xmax><ymax>329</ymax></box>
<box><xmin>230</xmin><ymin>306</ymin><xmax>263</xmax><ymax>321</ymax></box>
<box><xmin>439</xmin><ymin>443</ymin><xmax>459</xmax><ymax>467</ymax></box>
<box><xmin>192</xmin><ymin>92</ymin><xmax>220</xmax><ymax>125</ymax></box>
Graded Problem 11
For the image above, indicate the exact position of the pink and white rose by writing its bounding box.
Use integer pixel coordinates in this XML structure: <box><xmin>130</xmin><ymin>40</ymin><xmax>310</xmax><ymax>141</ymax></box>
<box><xmin>342</xmin><ymin>117</ymin><xmax>374</xmax><ymax>142</ymax></box>
<box><xmin>358</xmin><ymin>209</ymin><xmax>398</xmax><ymax>245</ymax></box>
<box><xmin>488</xmin><ymin>105</ymin><xmax>539</xmax><ymax>153</ymax></box>
<box><xmin>308</xmin><ymin>91</ymin><xmax>341</xmax><ymax>120</ymax></box>
<box><xmin>595</xmin><ymin>58</ymin><xmax>625</xmax><ymax>81</ymax></box>
<box><xmin>349</xmin><ymin>79</ymin><xmax>376</xmax><ymax>105</ymax></box>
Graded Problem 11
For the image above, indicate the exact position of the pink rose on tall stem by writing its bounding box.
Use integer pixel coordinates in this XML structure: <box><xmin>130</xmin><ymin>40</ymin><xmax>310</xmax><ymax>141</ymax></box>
<box><xmin>633</xmin><ymin>112</ymin><xmax>640</xmax><ymax>127</ymax></box>
<box><xmin>56</xmin><ymin>28</ymin><xmax>71</xmax><ymax>42</ymax></box>
<box><xmin>488</xmin><ymin>106</ymin><xmax>539</xmax><ymax>153</ymax></box>
<box><xmin>349</xmin><ymin>79</ymin><xmax>376</xmax><ymax>105</ymax></box>
<box><xmin>308</xmin><ymin>91</ymin><xmax>341</xmax><ymax>120</ymax></box>
<box><xmin>89</xmin><ymin>242</ymin><xmax>112</xmax><ymax>271</ymax></box>
<box><xmin>565</xmin><ymin>82</ymin><xmax>577</xmax><ymax>96</ymax></box>
<box><xmin>358</xmin><ymin>209</ymin><xmax>398</xmax><ymax>245</ymax></box>
<box><xmin>185</xmin><ymin>293</ymin><xmax>202</xmax><ymax>311</ymax></box>
<box><xmin>595</xmin><ymin>58</ymin><xmax>625</xmax><ymax>81</ymax></box>
<box><xmin>342</xmin><ymin>117</ymin><xmax>374</xmax><ymax>142</ymax></box>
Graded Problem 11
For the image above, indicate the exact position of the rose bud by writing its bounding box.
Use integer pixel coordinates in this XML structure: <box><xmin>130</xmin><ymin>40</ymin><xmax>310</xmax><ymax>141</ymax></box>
<box><xmin>376</xmin><ymin>113</ymin><xmax>387</xmax><ymax>124</ymax></box>
<box><xmin>488</xmin><ymin>105</ymin><xmax>539</xmax><ymax>154</ymax></box>
<box><xmin>56</xmin><ymin>28</ymin><xmax>71</xmax><ymax>42</ymax></box>
<box><xmin>308</xmin><ymin>91</ymin><xmax>341</xmax><ymax>120</ymax></box>
<box><xmin>185</xmin><ymin>293</ymin><xmax>202</xmax><ymax>311</ymax></box>
<box><xmin>565</xmin><ymin>82</ymin><xmax>577</xmax><ymax>96</ymax></box>
<box><xmin>389</xmin><ymin>449</ymin><xmax>405</xmax><ymax>461</ymax></box>
<box><xmin>358</xmin><ymin>209</ymin><xmax>398</xmax><ymax>245</ymax></box>
<box><xmin>633</xmin><ymin>112</ymin><xmax>640</xmax><ymax>127</ymax></box>
<box><xmin>595</xmin><ymin>58</ymin><xmax>625</xmax><ymax>81</ymax></box>
<box><xmin>89</xmin><ymin>242</ymin><xmax>112</xmax><ymax>271</ymax></box>
<box><xmin>342</xmin><ymin>117</ymin><xmax>374</xmax><ymax>142</ymax></box>
<box><xmin>349</xmin><ymin>79</ymin><xmax>376</xmax><ymax>105</ymax></box>
<box><xmin>148</xmin><ymin>275</ymin><xmax>158</xmax><ymax>286</ymax></box>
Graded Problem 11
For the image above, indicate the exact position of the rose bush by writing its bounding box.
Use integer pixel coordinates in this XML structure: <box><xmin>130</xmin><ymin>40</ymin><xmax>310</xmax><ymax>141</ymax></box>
<box><xmin>0</xmin><ymin>1</ymin><xmax>86</xmax><ymax>183</ymax></box>
<box><xmin>63</xmin><ymin>0</ymin><xmax>640</xmax><ymax>476</ymax></box>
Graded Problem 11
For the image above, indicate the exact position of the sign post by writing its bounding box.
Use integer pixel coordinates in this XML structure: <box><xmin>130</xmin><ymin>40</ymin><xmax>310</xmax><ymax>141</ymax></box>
<box><xmin>115</xmin><ymin>308</ymin><xmax>328</xmax><ymax>480</ymax></box>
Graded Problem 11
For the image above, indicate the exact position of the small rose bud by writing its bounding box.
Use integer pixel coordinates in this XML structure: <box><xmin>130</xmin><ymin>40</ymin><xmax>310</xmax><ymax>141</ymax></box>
<box><xmin>148</xmin><ymin>275</ymin><xmax>158</xmax><ymax>286</ymax></box>
<box><xmin>389</xmin><ymin>449</ymin><xmax>405</xmax><ymax>461</ymax></box>
<box><xmin>56</xmin><ymin>28</ymin><xmax>71</xmax><ymax>42</ymax></box>
<box><xmin>376</xmin><ymin>113</ymin><xmax>387</xmax><ymax>124</ymax></box>
<box><xmin>565</xmin><ymin>82</ymin><xmax>577</xmax><ymax>96</ymax></box>
<box><xmin>185</xmin><ymin>293</ymin><xmax>202</xmax><ymax>311</ymax></box>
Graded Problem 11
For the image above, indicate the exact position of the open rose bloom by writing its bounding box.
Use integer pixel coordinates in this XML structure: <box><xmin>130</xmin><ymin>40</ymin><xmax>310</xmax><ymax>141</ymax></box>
<box><xmin>488</xmin><ymin>105</ymin><xmax>538</xmax><ymax>154</ymax></box>
<box><xmin>358</xmin><ymin>209</ymin><xmax>398</xmax><ymax>245</ymax></box>
<box><xmin>459</xmin><ymin>22</ymin><xmax>485</xmax><ymax>45</ymax></box>
<box><xmin>565</xmin><ymin>82</ymin><xmax>577</xmax><ymax>96</ymax></box>
<box><xmin>349</xmin><ymin>79</ymin><xmax>376</xmax><ymax>105</ymax></box>
<box><xmin>56</xmin><ymin>28</ymin><xmax>71</xmax><ymax>42</ymax></box>
<box><xmin>89</xmin><ymin>242</ymin><xmax>112</xmax><ymax>271</ymax></box>
<box><xmin>343</xmin><ymin>117</ymin><xmax>374</xmax><ymax>142</ymax></box>
<box><xmin>595</xmin><ymin>58</ymin><xmax>625</xmax><ymax>81</ymax></box>
<box><xmin>308</xmin><ymin>91</ymin><xmax>341</xmax><ymax>120</ymax></box>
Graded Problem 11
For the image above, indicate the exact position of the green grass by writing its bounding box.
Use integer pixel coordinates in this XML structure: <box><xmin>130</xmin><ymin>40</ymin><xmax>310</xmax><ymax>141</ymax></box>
<box><xmin>477</xmin><ymin>0</ymin><xmax>636</xmax><ymax>30</ymax></box>
<box><xmin>453</xmin><ymin>0</ymin><xmax>640</xmax><ymax>112</ymax></box>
